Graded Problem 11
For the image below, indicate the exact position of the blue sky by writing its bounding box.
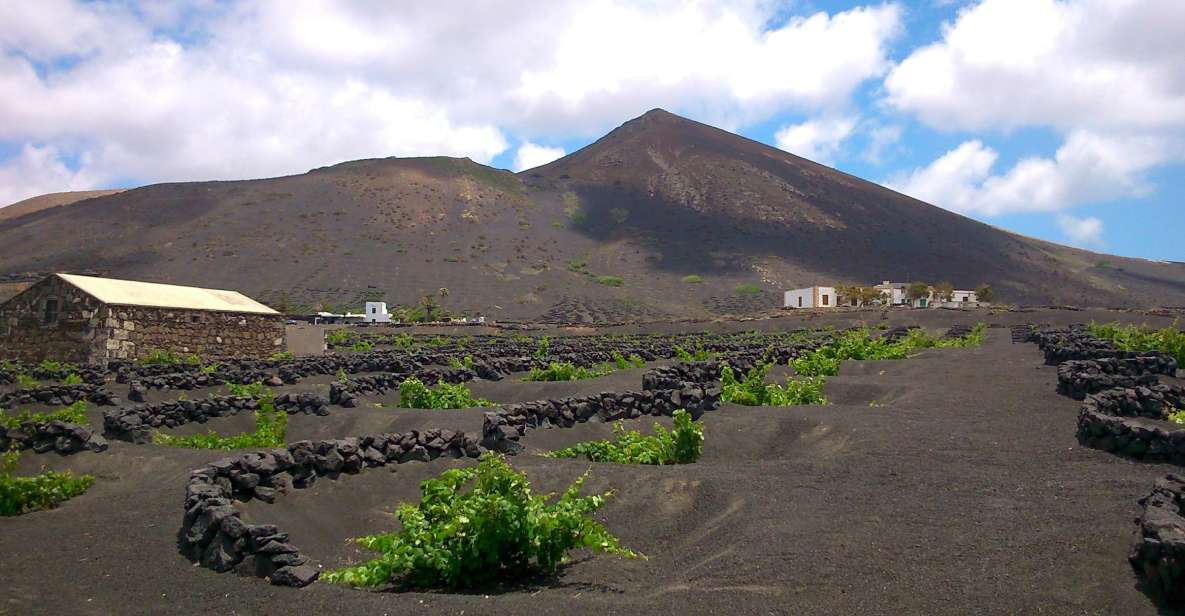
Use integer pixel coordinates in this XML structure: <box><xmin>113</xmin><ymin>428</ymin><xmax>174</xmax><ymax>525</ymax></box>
<box><xmin>1</xmin><ymin>0</ymin><xmax>1182</xmax><ymax>261</ymax></box>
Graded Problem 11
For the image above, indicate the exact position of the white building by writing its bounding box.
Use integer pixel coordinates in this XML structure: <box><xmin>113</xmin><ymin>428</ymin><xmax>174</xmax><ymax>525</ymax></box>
<box><xmin>950</xmin><ymin>290</ymin><xmax>978</xmax><ymax>303</ymax></box>
<box><xmin>784</xmin><ymin>286</ymin><xmax>837</xmax><ymax>309</ymax></box>
<box><xmin>872</xmin><ymin>282</ymin><xmax>907</xmax><ymax>306</ymax></box>
<box><xmin>364</xmin><ymin>301</ymin><xmax>391</xmax><ymax>323</ymax></box>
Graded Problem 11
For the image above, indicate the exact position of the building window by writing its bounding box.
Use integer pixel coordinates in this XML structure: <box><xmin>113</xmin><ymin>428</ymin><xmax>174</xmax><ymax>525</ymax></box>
<box><xmin>822</xmin><ymin>294</ymin><xmax>829</xmax><ymax>306</ymax></box>
<box><xmin>190</xmin><ymin>314</ymin><xmax>201</xmax><ymax>323</ymax></box>
<box><xmin>43</xmin><ymin>298</ymin><xmax>59</xmax><ymax>326</ymax></box>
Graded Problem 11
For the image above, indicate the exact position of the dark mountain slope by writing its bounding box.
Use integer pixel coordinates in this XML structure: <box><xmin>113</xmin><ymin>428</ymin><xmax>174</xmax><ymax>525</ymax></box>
<box><xmin>526</xmin><ymin>109</ymin><xmax>1185</xmax><ymax>308</ymax></box>
<box><xmin>0</xmin><ymin>110</ymin><xmax>1182</xmax><ymax>319</ymax></box>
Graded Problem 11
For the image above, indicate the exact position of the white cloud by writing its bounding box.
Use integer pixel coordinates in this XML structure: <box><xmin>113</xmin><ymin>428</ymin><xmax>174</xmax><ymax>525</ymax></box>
<box><xmin>884</xmin><ymin>0</ymin><xmax>1185</xmax><ymax>133</ymax></box>
<box><xmin>861</xmin><ymin>123</ymin><xmax>903</xmax><ymax>164</ymax></box>
<box><xmin>0</xmin><ymin>144</ymin><xmax>102</xmax><ymax>206</ymax></box>
<box><xmin>774</xmin><ymin>116</ymin><xmax>856</xmax><ymax>165</ymax></box>
<box><xmin>0</xmin><ymin>1</ymin><xmax>904</xmax><ymax>203</ymax></box>
<box><xmin>1056</xmin><ymin>213</ymin><xmax>1104</xmax><ymax>247</ymax></box>
<box><xmin>886</xmin><ymin>130</ymin><xmax>1178</xmax><ymax>216</ymax></box>
<box><xmin>513</xmin><ymin>142</ymin><xmax>566</xmax><ymax>172</ymax></box>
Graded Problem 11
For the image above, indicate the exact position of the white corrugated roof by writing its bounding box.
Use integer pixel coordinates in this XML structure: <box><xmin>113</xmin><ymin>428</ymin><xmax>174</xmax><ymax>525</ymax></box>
<box><xmin>56</xmin><ymin>273</ymin><xmax>279</xmax><ymax>315</ymax></box>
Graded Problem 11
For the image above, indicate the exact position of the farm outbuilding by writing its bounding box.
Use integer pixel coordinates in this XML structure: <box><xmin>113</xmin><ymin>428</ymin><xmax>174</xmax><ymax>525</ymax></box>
<box><xmin>0</xmin><ymin>273</ymin><xmax>285</xmax><ymax>364</ymax></box>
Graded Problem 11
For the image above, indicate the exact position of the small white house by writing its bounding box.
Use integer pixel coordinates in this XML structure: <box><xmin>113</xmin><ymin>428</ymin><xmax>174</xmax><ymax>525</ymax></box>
<box><xmin>363</xmin><ymin>301</ymin><xmax>391</xmax><ymax>323</ymax></box>
<box><xmin>784</xmin><ymin>286</ymin><xmax>837</xmax><ymax>309</ymax></box>
<box><xmin>950</xmin><ymin>290</ymin><xmax>978</xmax><ymax>303</ymax></box>
<box><xmin>874</xmin><ymin>281</ymin><xmax>909</xmax><ymax>306</ymax></box>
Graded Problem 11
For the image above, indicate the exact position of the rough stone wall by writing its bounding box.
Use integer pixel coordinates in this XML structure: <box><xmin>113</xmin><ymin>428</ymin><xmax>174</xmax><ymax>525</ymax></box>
<box><xmin>0</xmin><ymin>276</ymin><xmax>104</xmax><ymax>364</ymax></box>
<box><xmin>98</xmin><ymin>305</ymin><xmax>286</xmax><ymax>361</ymax></box>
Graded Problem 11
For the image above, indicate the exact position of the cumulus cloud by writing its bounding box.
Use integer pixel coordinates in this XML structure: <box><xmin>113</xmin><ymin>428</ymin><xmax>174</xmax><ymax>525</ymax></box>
<box><xmin>1056</xmin><ymin>213</ymin><xmax>1104</xmax><ymax>247</ymax></box>
<box><xmin>774</xmin><ymin>116</ymin><xmax>857</xmax><ymax>165</ymax></box>
<box><xmin>0</xmin><ymin>0</ymin><xmax>904</xmax><ymax>204</ymax></box>
<box><xmin>886</xmin><ymin>131</ymin><xmax>1177</xmax><ymax>216</ymax></box>
<box><xmin>0</xmin><ymin>144</ymin><xmax>102</xmax><ymax>206</ymax></box>
<box><xmin>513</xmin><ymin>142</ymin><xmax>566</xmax><ymax>172</ymax></box>
<box><xmin>884</xmin><ymin>0</ymin><xmax>1185</xmax><ymax>133</ymax></box>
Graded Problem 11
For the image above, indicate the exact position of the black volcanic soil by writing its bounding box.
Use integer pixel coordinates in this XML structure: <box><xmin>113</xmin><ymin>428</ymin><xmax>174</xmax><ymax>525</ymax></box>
<box><xmin>1</xmin><ymin>309</ymin><xmax>1183</xmax><ymax>615</ymax></box>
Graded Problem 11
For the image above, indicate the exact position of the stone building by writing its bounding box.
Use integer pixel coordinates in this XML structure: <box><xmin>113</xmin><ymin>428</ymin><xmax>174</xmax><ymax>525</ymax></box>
<box><xmin>0</xmin><ymin>273</ymin><xmax>285</xmax><ymax>364</ymax></box>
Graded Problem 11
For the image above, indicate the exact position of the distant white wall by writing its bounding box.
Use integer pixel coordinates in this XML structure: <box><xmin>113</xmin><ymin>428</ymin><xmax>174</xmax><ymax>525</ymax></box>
<box><xmin>364</xmin><ymin>301</ymin><xmax>390</xmax><ymax>323</ymax></box>
<box><xmin>785</xmin><ymin>288</ymin><xmax>814</xmax><ymax>308</ymax></box>
<box><xmin>784</xmin><ymin>286</ymin><xmax>837</xmax><ymax>309</ymax></box>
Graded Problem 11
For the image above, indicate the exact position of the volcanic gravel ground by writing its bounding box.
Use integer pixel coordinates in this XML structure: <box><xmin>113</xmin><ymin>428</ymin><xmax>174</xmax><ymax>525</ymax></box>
<box><xmin>2</xmin><ymin>313</ymin><xmax>1183</xmax><ymax>614</ymax></box>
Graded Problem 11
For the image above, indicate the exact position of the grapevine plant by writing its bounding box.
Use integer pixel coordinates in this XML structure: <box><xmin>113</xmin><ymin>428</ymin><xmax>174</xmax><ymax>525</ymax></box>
<box><xmin>548</xmin><ymin>409</ymin><xmax>703</xmax><ymax>465</ymax></box>
<box><xmin>398</xmin><ymin>377</ymin><xmax>493</xmax><ymax>409</ymax></box>
<box><xmin>719</xmin><ymin>364</ymin><xmax>827</xmax><ymax>406</ymax></box>
<box><xmin>0</xmin><ymin>401</ymin><xmax>89</xmax><ymax>429</ymax></box>
<box><xmin>153</xmin><ymin>388</ymin><xmax>287</xmax><ymax>450</ymax></box>
<box><xmin>323</xmin><ymin>453</ymin><xmax>640</xmax><ymax>589</ymax></box>
<box><xmin>1</xmin><ymin>448</ymin><xmax>95</xmax><ymax>516</ymax></box>
<box><xmin>523</xmin><ymin>352</ymin><xmax>646</xmax><ymax>382</ymax></box>
<box><xmin>1088</xmin><ymin>321</ymin><xmax>1185</xmax><ymax>365</ymax></box>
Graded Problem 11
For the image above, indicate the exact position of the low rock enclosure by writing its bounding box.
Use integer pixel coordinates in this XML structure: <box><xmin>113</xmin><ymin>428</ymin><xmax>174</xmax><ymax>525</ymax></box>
<box><xmin>180</xmin><ymin>430</ymin><xmax>483</xmax><ymax>586</ymax></box>
<box><xmin>103</xmin><ymin>393</ymin><xmax>330</xmax><ymax>443</ymax></box>
<box><xmin>1021</xmin><ymin>324</ymin><xmax>1185</xmax><ymax>605</ymax></box>
<box><xmin>0</xmin><ymin>383</ymin><xmax>119</xmax><ymax>408</ymax></box>
<box><xmin>0</xmin><ymin>420</ymin><xmax>109</xmax><ymax>454</ymax></box>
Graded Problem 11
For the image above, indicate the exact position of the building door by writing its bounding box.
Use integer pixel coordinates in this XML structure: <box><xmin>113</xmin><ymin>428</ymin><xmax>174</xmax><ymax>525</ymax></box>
<box><xmin>798</xmin><ymin>296</ymin><xmax>802</xmax><ymax>307</ymax></box>
<box><xmin>821</xmin><ymin>294</ymin><xmax>829</xmax><ymax>306</ymax></box>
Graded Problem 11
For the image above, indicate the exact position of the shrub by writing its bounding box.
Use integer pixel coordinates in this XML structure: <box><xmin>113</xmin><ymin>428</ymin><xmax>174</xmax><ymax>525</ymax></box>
<box><xmin>153</xmin><ymin>391</ymin><xmax>286</xmax><ymax>450</ymax></box>
<box><xmin>398</xmin><ymin>377</ymin><xmax>492</xmax><ymax>409</ymax></box>
<box><xmin>766</xmin><ymin>375</ymin><xmax>828</xmax><ymax>406</ymax></box>
<box><xmin>336</xmin><ymin>368</ymin><xmax>349</xmax><ymax>383</ymax></box>
<box><xmin>138</xmin><ymin>349</ymin><xmax>201</xmax><ymax>366</ymax></box>
<box><xmin>269</xmin><ymin>351</ymin><xmax>295</xmax><ymax>361</ymax></box>
<box><xmin>62</xmin><ymin>373</ymin><xmax>84</xmax><ymax>385</ymax></box>
<box><xmin>674</xmin><ymin>345</ymin><xmax>715</xmax><ymax>362</ymax></box>
<box><xmin>322</xmin><ymin>453</ymin><xmax>639</xmax><ymax>589</ymax></box>
<box><xmin>15</xmin><ymin>373</ymin><xmax>39</xmax><ymax>389</ymax></box>
<box><xmin>720</xmin><ymin>364</ymin><xmax>827</xmax><ymax>406</ymax></box>
<box><xmin>448</xmin><ymin>355</ymin><xmax>475</xmax><ymax>370</ymax></box>
<box><xmin>534</xmin><ymin>336</ymin><xmax>551</xmax><ymax>360</ymax></box>
<box><xmin>0</xmin><ymin>401</ymin><xmax>89</xmax><ymax>429</ymax></box>
<box><xmin>1169</xmin><ymin>407</ymin><xmax>1185</xmax><ymax>426</ymax></box>
<box><xmin>596</xmin><ymin>275</ymin><xmax>624</xmax><ymax>287</ymax></box>
<box><xmin>347</xmin><ymin>340</ymin><xmax>375</xmax><ymax>353</ymax></box>
<box><xmin>37</xmin><ymin>360</ymin><xmax>78</xmax><ymax>373</ymax></box>
<box><xmin>1088</xmin><ymin>321</ymin><xmax>1185</xmax><ymax>365</ymax></box>
<box><xmin>0</xmin><ymin>448</ymin><xmax>95</xmax><ymax>516</ymax></box>
<box><xmin>612</xmin><ymin>351</ymin><xmax>645</xmax><ymax>370</ymax></box>
<box><xmin>733</xmin><ymin>283</ymin><xmax>761</xmax><ymax>296</ymax></box>
<box><xmin>523</xmin><ymin>361</ymin><xmax>611</xmax><ymax>382</ymax></box>
<box><xmin>390</xmin><ymin>333</ymin><xmax>416</xmax><ymax>349</ymax></box>
<box><xmin>224</xmin><ymin>381</ymin><xmax>270</xmax><ymax>398</ymax></box>
<box><xmin>325</xmin><ymin>329</ymin><xmax>356</xmax><ymax>346</ymax></box>
<box><xmin>548</xmin><ymin>409</ymin><xmax>703</xmax><ymax>464</ymax></box>
<box><xmin>681</xmin><ymin>275</ymin><xmax>704</xmax><ymax>284</ymax></box>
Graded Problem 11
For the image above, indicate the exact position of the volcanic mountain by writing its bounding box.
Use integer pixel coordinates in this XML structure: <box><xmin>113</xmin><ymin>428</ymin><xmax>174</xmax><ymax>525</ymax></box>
<box><xmin>1</xmin><ymin>109</ymin><xmax>1182</xmax><ymax>320</ymax></box>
